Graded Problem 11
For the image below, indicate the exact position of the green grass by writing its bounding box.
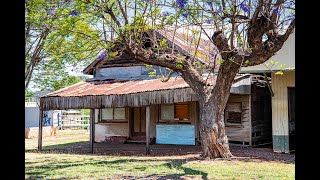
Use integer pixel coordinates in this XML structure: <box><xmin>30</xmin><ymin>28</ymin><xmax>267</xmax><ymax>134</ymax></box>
<box><xmin>25</xmin><ymin>129</ymin><xmax>295</xmax><ymax>180</ymax></box>
<box><xmin>25</xmin><ymin>129</ymin><xmax>89</xmax><ymax>150</ymax></box>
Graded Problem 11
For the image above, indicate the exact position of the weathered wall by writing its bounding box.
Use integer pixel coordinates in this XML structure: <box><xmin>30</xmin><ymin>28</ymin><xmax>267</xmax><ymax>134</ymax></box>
<box><xmin>188</xmin><ymin>101</ymin><xmax>198</xmax><ymax>140</ymax></box>
<box><xmin>96</xmin><ymin>66</ymin><xmax>143</xmax><ymax>78</ymax></box>
<box><xmin>94</xmin><ymin>105</ymin><xmax>158</xmax><ymax>143</ymax></box>
<box><xmin>271</xmin><ymin>71</ymin><xmax>295</xmax><ymax>153</ymax></box>
<box><xmin>95</xmin><ymin>123</ymin><xmax>129</xmax><ymax>142</ymax></box>
<box><xmin>225</xmin><ymin>95</ymin><xmax>251</xmax><ymax>144</ymax></box>
<box><xmin>95</xmin><ymin>66</ymin><xmax>168</xmax><ymax>79</ymax></box>
<box><xmin>150</xmin><ymin>105</ymin><xmax>158</xmax><ymax>138</ymax></box>
<box><xmin>94</xmin><ymin>108</ymin><xmax>130</xmax><ymax>143</ymax></box>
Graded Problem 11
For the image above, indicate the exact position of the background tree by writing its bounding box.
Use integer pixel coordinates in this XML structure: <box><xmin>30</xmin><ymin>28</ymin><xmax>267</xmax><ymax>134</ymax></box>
<box><xmin>25</xmin><ymin>0</ymin><xmax>106</xmax><ymax>91</ymax></box>
<box><xmin>43</xmin><ymin>0</ymin><xmax>294</xmax><ymax>159</ymax></box>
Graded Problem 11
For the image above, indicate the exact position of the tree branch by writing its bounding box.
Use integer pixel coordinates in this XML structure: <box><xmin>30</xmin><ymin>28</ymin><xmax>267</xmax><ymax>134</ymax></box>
<box><xmin>116</xmin><ymin>0</ymin><xmax>128</xmax><ymax>25</ymax></box>
<box><xmin>125</xmin><ymin>45</ymin><xmax>206</xmax><ymax>95</ymax></box>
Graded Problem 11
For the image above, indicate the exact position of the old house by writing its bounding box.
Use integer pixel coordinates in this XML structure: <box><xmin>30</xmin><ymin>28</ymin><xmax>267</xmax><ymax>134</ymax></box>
<box><xmin>38</xmin><ymin>28</ymin><xmax>272</xmax><ymax>153</ymax></box>
<box><xmin>241</xmin><ymin>29</ymin><xmax>295</xmax><ymax>153</ymax></box>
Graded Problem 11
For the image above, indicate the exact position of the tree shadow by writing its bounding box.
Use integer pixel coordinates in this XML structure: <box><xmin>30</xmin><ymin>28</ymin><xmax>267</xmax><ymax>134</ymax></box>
<box><xmin>25</xmin><ymin>158</ymin><xmax>207</xmax><ymax>179</ymax></box>
<box><xmin>159</xmin><ymin>159</ymin><xmax>208</xmax><ymax>179</ymax></box>
<box><xmin>25</xmin><ymin>141</ymin><xmax>88</xmax><ymax>153</ymax></box>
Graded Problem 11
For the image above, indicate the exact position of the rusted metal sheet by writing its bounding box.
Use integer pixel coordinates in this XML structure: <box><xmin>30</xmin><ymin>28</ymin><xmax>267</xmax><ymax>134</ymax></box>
<box><xmin>40</xmin><ymin>76</ymin><xmax>251</xmax><ymax>110</ymax></box>
<box><xmin>156</xmin><ymin>29</ymin><xmax>220</xmax><ymax>70</ymax></box>
<box><xmin>45</xmin><ymin>77</ymin><xmax>190</xmax><ymax>97</ymax></box>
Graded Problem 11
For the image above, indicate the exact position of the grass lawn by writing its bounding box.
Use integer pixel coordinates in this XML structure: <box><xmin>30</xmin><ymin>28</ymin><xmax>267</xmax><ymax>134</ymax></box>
<box><xmin>25</xmin><ymin>129</ymin><xmax>295</xmax><ymax>180</ymax></box>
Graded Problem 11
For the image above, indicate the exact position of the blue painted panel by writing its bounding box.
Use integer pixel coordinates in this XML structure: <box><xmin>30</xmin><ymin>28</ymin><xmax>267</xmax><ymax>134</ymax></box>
<box><xmin>156</xmin><ymin>124</ymin><xmax>195</xmax><ymax>145</ymax></box>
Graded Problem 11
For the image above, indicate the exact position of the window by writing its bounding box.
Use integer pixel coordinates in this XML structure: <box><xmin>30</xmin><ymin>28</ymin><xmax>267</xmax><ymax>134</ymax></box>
<box><xmin>100</xmin><ymin>108</ymin><xmax>127</xmax><ymax>122</ymax></box>
<box><xmin>225</xmin><ymin>102</ymin><xmax>242</xmax><ymax>124</ymax></box>
<box><xmin>160</xmin><ymin>102</ymin><xmax>190</xmax><ymax>122</ymax></box>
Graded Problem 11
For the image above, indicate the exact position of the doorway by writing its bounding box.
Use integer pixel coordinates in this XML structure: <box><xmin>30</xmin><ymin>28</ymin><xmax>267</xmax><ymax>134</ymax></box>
<box><xmin>288</xmin><ymin>87</ymin><xmax>295</xmax><ymax>152</ymax></box>
<box><xmin>132</xmin><ymin>107</ymin><xmax>146</xmax><ymax>138</ymax></box>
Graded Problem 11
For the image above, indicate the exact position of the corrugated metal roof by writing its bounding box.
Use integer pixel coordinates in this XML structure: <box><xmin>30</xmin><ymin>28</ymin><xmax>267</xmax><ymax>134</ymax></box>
<box><xmin>45</xmin><ymin>77</ymin><xmax>192</xmax><ymax>97</ymax></box>
<box><xmin>43</xmin><ymin>75</ymin><xmax>254</xmax><ymax>98</ymax></box>
<box><xmin>156</xmin><ymin>29</ymin><xmax>219</xmax><ymax>68</ymax></box>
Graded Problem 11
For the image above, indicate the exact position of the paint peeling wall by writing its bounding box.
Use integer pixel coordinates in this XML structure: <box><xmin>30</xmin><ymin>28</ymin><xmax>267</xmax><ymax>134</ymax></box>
<box><xmin>271</xmin><ymin>71</ymin><xmax>295</xmax><ymax>153</ymax></box>
<box><xmin>95</xmin><ymin>123</ymin><xmax>129</xmax><ymax>142</ymax></box>
<box><xmin>94</xmin><ymin>108</ymin><xmax>129</xmax><ymax>143</ymax></box>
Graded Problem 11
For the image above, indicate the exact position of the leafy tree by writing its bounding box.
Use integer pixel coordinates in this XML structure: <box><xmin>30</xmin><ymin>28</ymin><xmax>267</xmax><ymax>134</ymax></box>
<box><xmin>25</xmin><ymin>89</ymin><xmax>35</xmax><ymax>97</ymax></box>
<box><xmin>25</xmin><ymin>0</ymin><xmax>104</xmax><ymax>91</ymax></box>
<box><xmin>46</xmin><ymin>0</ymin><xmax>294</xmax><ymax>159</ymax></box>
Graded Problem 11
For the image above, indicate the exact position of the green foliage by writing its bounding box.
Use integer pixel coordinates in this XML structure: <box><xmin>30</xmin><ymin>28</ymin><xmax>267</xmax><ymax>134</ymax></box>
<box><xmin>32</xmin><ymin>66</ymin><xmax>85</xmax><ymax>91</ymax></box>
<box><xmin>176</xmin><ymin>58</ymin><xmax>185</xmax><ymax>69</ymax></box>
<box><xmin>145</xmin><ymin>64</ymin><xmax>153</xmax><ymax>69</ymax></box>
<box><xmin>25</xmin><ymin>0</ymin><xmax>103</xmax><ymax>90</ymax></box>
<box><xmin>217</xmin><ymin>59</ymin><xmax>225</xmax><ymax>65</ymax></box>
<box><xmin>159</xmin><ymin>39</ymin><xmax>167</xmax><ymax>47</ymax></box>
<box><xmin>25</xmin><ymin>89</ymin><xmax>35</xmax><ymax>97</ymax></box>
<box><xmin>148</xmin><ymin>69</ymin><xmax>157</xmax><ymax>77</ymax></box>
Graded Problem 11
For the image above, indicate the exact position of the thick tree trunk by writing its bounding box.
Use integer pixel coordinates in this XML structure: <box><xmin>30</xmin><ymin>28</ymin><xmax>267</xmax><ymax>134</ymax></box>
<box><xmin>198</xmin><ymin>99</ymin><xmax>233</xmax><ymax>159</ymax></box>
<box><xmin>198</xmin><ymin>60</ymin><xmax>240</xmax><ymax>159</ymax></box>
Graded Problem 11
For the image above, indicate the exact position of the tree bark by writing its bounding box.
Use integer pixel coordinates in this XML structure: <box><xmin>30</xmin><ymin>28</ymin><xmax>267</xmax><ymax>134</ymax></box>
<box><xmin>198</xmin><ymin>99</ymin><xmax>232</xmax><ymax>159</ymax></box>
<box><xmin>198</xmin><ymin>60</ymin><xmax>240</xmax><ymax>159</ymax></box>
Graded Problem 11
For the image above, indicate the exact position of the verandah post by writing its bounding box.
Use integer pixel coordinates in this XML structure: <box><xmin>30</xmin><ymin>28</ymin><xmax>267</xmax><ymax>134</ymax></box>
<box><xmin>146</xmin><ymin>106</ymin><xmax>150</xmax><ymax>155</ymax></box>
<box><xmin>38</xmin><ymin>109</ymin><xmax>43</xmax><ymax>151</ymax></box>
<box><xmin>90</xmin><ymin>109</ymin><xmax>95</xmax><ymax>154</ymax></box>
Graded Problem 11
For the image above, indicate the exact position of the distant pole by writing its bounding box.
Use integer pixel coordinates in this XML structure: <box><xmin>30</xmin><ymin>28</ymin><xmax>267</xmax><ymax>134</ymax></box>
<box><xmin>57</xmin><ymin>113</ymin><xmax>60</xmax><ymax>128</ymax></box>
<box><xmin>38</xmin><ymin>110</ymin><xmax>43</xmax><ymax>151</ymax></box>
<box><xmin>146</xmin><ymin>106</ymin><xmax>150</xmax><ymax>155</ymax></box>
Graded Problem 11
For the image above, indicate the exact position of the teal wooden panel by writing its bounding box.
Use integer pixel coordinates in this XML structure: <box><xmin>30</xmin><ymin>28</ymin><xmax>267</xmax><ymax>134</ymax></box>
<box><xmin>156</xmin><ymin>124</ymin><xmax>195</xmax><ymax>145</ymax></box>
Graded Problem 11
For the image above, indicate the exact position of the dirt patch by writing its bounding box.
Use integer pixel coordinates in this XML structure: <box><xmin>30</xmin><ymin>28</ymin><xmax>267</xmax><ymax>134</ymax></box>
<box><xmin>35</xmin><ymin>141</ymin><xmax>294</xmax><ymax>163</ymax></box>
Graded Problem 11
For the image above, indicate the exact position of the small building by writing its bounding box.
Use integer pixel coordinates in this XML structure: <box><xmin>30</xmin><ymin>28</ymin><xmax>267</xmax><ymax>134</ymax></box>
<box><xmin>241</xmin><ymin>29</ymin><xmax>295</xmax><ymax>153</ymax></box>
<box><xmin>38</xmin><ymin>29</ymin><xmax>272</xmax><ymax>152</ymax></box>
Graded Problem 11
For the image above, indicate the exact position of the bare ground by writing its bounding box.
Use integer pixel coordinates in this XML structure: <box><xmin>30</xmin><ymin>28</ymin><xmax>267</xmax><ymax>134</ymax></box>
<box><xmin>28</xmin><ymin>141</ymin><xmax>294</xmax><ymax>164</ymax></box>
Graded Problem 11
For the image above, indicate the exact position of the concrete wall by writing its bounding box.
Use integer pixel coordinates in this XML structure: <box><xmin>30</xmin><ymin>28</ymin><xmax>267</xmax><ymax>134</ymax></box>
<box><xmin>271</xmin><ymin>71</ymin><xmax>295</xmax><ymax>153</ymax></box>
<box><xmin>95</xmin><ymin>123</ymin><xmax>129</xmax><ymax>142</ymax></box>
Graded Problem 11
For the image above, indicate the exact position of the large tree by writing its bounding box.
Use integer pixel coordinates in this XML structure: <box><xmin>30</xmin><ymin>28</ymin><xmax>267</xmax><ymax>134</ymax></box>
<box><xmin>65</xmin><ymin>0</ymin><xmax>294</xmax><ymax>159</ymax></box>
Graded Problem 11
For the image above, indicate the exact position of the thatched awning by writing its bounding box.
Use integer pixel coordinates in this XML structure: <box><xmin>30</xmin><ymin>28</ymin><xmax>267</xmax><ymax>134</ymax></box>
<box><xmin>40</xmin><ymin>76</ymin><xmax>251</xmax><ymax>110</ymax></box>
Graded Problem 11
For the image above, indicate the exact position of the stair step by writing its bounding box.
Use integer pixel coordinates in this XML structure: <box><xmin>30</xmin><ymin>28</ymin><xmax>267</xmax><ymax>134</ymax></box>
<box><xmin>125</xmin><ymin>139</ymin><xmax>146</xmax><ymax>144</ymax></box>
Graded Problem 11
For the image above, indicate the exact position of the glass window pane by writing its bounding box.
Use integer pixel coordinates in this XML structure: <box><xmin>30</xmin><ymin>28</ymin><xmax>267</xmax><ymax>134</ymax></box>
<box><xmin>114</xmin><ymin>108</ymin><xmax>126</xmax><ymax>120</ymax></box>
<box><xmin>161</xmin><ymin>104</ymin><xmax>174</xmax><ymax>120</ymax></box>
<box><xmin>101</xmin><ymin>108</ymin><xmax>113</xmax><ymax>120</ymax></box>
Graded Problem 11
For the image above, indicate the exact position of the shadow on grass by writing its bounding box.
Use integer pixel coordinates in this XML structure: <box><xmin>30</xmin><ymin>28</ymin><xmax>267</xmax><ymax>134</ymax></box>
<box><xmin>25</xmin><ymin>158</ymin><xmax>207</xmax><ymax>179</ymax></box>
<box><xmin>25</xmin><ymin>141</ymin><xmax>89</xmax><ymax>152</ymax></box>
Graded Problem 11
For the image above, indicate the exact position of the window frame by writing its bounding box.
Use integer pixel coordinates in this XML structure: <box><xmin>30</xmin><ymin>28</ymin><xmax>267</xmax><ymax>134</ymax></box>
<box><xmin>224</xmin><ymin>102</ymin><xmax>242</xmax><ymax>125</ymax></box>
<box><xmin>99</xmin><ymin>107</ymin><xmax>127</xmax><ymax>123</ymax></box>
<box><xmin>159</xmin><ymin>102</ymin><xmax>191</xmax><ymax>123</ymax></box>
